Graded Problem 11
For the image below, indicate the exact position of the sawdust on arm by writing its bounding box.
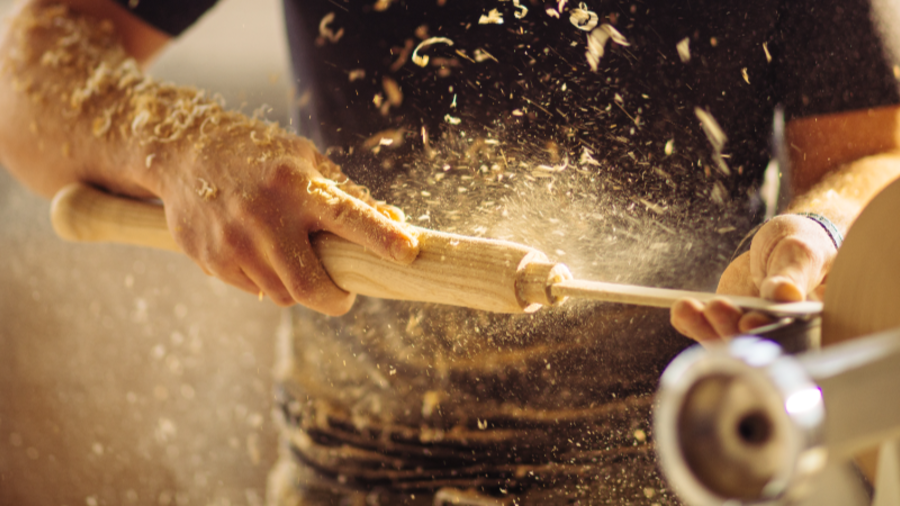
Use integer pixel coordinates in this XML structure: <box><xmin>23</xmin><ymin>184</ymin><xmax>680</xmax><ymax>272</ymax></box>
<box><xmin>0</xmin><ymin>2</ymin><xmax>418</xmax><ymax>313</ymax></box>
<box><xmin>0</xmin><ymin>2</ymin><xmax>377</xmax><ymax>204</ymax></box>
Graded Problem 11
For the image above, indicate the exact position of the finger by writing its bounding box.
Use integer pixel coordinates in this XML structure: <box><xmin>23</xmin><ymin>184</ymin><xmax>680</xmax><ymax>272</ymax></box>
<box><xmin>306</xmin><ymin>179</ymin><xmax>419</xmax><ymax>264</ymax></box>
<box><xmin>375</xmin><ymin>202</ymin><xmax>406</xmax><ymax>222</ymax></box>
<box><xmin>759</xmin><ymin>237</ymin><xmax>826</xmax><ymax>301</ymax></box>
<box><xmin>759</xmin><ymin>275</ymin><xmax>805</xmax><ymax>302</ymax></box>
<box><xmin>748</xmin><ymin>216</ymin><xmax>836</xmax><ymax>301</ymax></box>
<box><xmin>738</xmin><ymin>311</ymin><xmax>775</xmax><ymax>333</ymax></box>
<box><xmin>267</xmin><ymin>232</ymin><xmax>356</xmax><ymax>316</ymax></box>
<box><xmin>715</xmin><ymin>252</ymin><xmax>759</xmax><ymax>297</ymax></box>
<box><xmin>671</xmin><ymin>298</ymin><xmax>722</xmax><ymax>343</ymax></box>
<box><xmin>210</xmin><ymin>265</ymin><xmax>261</xmax><ymax>296</ymax></box>
<box><xmin>240</xmin><ymin>256</ymin><xmax>297</xmax><ymax>307</ymax></box>
<box><xmin>702</xmin><ymin>298</ymin><xmax>743</xmax><ymax>338</ymax></box>
<box><xmin>811</xmin><ymin>281</ymin><xmax>827</xmax><ymax>302</ymax></box>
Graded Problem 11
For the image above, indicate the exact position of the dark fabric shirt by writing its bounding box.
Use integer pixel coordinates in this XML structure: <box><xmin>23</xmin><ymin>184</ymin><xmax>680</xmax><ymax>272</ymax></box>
<box><xmin>118</xmin><ymin>1</ymin><xmax>900</xmax><ymax>503</ymax></box>
<box><xmin>112</xmin><ymin>0</ymin><xmax>219</xmax><ymax>36</ymax></box>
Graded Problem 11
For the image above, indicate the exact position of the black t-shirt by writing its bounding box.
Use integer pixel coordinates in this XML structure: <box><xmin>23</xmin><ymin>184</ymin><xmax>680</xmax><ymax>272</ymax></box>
<box><xmin>116</xmin><ymin>0</ymin><xmax>900</xmax><ymax>502</ymax></box>
<box><xmin>120</xmin><ymin>0</ymin><xmax>900</xmax><ymax>283</ymax></box>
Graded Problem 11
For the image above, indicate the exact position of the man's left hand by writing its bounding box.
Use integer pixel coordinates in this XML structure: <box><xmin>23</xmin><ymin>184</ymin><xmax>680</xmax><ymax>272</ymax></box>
<box><xmin>670</xmin><ymin>214</ymin><xmax>838</xmax><ymax>343</ymax></box>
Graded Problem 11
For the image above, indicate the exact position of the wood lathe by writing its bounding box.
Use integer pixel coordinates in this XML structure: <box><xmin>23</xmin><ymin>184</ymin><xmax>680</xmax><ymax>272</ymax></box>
<box><xmin>654</xmin><ymin>177</ymin><xmax>900</xmax><ymax>506</ymax></box>
<box><xmin>50</xmin><ymin>182</ymin><xmax>821</xmax><ymax>318</ymax></box>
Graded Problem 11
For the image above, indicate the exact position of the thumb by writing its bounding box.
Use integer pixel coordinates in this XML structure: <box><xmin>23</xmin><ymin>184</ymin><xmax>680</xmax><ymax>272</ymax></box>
<box><xmin>758</xmin><ymin>237</ymin><xmax>828</xmax><ymax>302</ymax></box>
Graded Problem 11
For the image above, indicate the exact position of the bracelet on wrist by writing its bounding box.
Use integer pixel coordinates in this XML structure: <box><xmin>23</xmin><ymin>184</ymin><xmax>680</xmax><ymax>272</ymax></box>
<box><xmin>730</xmin><ymin>213</ymin><xmax>843</xmax><ymax>261</ymax></box>
<box><xmin>793</xmin><ymin>212</ymin><xmax>844</xmax><ymax>250</ymax></box>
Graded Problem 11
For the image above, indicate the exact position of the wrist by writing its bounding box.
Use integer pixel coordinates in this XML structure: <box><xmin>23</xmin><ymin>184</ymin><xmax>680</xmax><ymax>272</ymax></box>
<box><xmin>731</xmin><ymin>213</ymin><xmax>843</xmax><ymax>260</ymax></box>
<box><xmin>791</xmin><ymin>212</ymin><xmax>844</xmax><ymax>250</ymax></box>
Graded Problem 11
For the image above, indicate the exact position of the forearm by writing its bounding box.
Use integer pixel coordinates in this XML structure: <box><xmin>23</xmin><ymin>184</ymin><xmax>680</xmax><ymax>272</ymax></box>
<box><xmin>0</xmin><ymin>2</ymin><xmax>153</xmax><ymax>197</ymax></box>
<box><xmin>0</xmin><ymin>3</ymin><xmax>369</xmax><ymax>203</ymax></box>
<box><xmin>786</xmin><ymin>151</ymin><xmax>900</xmax><ymax>234</ymax></box>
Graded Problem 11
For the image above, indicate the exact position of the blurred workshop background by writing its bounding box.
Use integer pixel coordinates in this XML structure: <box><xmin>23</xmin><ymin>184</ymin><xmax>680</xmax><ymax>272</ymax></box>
<box><xmin>0</xmin><ymin>1</ymin><xmax>294</xmax><ymax>504</ymax></box>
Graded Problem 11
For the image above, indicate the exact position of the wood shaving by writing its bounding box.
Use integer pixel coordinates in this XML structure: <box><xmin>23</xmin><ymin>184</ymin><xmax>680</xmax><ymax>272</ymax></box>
<box><xmin>478</xmin><ymin>9</ymin><xmax>504</xmax><ymax>25</ymax></box>
<box><xmin>676</xmin><ymin>37</ymin><xmax>690</xmax><ymax>63</ymax></box>
<box><xmin>710</xmin><ymin>181</ymin><xmax>728</xmax><ymax>204</ymax></box>
<box><xmin>585</xmin><ymin>28</ymin><xmax>610</xmax><ymax>71</ymax></box>
<box><xmin>763</xmin><ymin>42</ymin><xmax>772</xmax><ymax>63</ymax></box>
<box><xmin>92</xmin><ymin>106</ymin><xmax>113</xmax><ymax>137</ymax></box>
<box><xmin>8</xmin><ymin>5</ymin><xmax>382</xmax><ymax>210</ymax></box>
<box><xmin>695</xmin><ymin>107</ymin><xmax>731</xmax><ymax>176</ymax></box>
<box><xmin>694</xmin><ymin>107</ymin><xmax>725</xmax><ymax>153</ymax></box>
<box><xmin>512</xmin><ymin>0</ymin><xmax>528</xmax><ymax>19</ymax></box>
<box><xmin>741</xmin><ymin>67</ymin><xmax>749</xmax><ymax>84</ymax></box>
<box><xmin>569</xmin><ymin>3</ymin><xmax>598</xmax><ymax>31</ymax></box>
<box><xmin>373</xmin><ymin>0</ymin><xmax>394</xmax><ymax>12</ymax></box>
<box><xmin>362</xmin><ymin>129</ymin><xmax>405</xmax><ymax>150</ymax></box>
<box><xmin>196</xmin><ymin>178</ymin><xmax>218</xmax><ymax>201</ymax></box>
<box><xmin>473</xmin><ymin>48</ymin><xmax>498</xmax><ymax>62</ymax></box>
<box><xmin>421</xmin><ymin>126</ymin><xmax>435</xmax><ymax>159</ymax></box>
<box><xmin>389</xmin><ymin>38</ymin><xmax>414</xmax><ymax>72</ymax></box>
<box><xmin>545</xmin><ymin>8</ymin><xmax>560</xmax><ymax>18</ymax></box>
<box><xmin>579</xmin><ymin>147</ymin><xmax>600</xmax><ymax>166</ymax></box>
<box><xmin>444</xmin><ymin>114</ymin><xmax>461</xmax><ymax>125</ymax></box>
<box><xmin>535</xmin><ymin>157</ymin><xmax>568</xmax><ymax>172</ymax></box>
<box><xmin>601</xmin><ymin>23</ymin><xmax>630</xmax><ymax>46</ymax></box>
<box><xmin>316</xmin><ymin>12</ymin><xmax>344</xmax><ymax>46</ymax></box>
<box><xmin>411</xmin><ymin>37</ymin><xmax>454</xmax><ymax>67</ymax></box>
<box><xmin>347</xmin><ymin>69</ymin><xmax>365</xmax><ymax>82</ymax></box>
<box><xmin>382</xmin><ymin>76</ymin><xmax>403</xmax><ymax>107</ymax></box>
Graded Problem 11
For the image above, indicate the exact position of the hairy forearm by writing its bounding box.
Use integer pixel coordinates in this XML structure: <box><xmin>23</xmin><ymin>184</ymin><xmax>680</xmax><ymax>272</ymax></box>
<box><xmin>0</xmin><ymin>3</ymin><xmax>369</xmax><ymax>203</ymax></box>
<box><xmin>786</xmin><ymin>151</ymin><xmax>900</xmax><ymax>233</ymax></box>
<box><xmin>0</xmin><ymin>2</ymin><xmax>150</xmax><ymax>197</ymax></box>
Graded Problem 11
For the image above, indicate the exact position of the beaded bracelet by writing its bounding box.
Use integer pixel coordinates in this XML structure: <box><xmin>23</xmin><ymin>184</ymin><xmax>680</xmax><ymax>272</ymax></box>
<box><xmin>794</xmin><ymin>212</ymin><xmax>844</xmax><ymax>250</ymax></box>
<box><xmin>730</xmin><ymin>213</ymin><xmax>844</xmax><ymax>261</ymax></box>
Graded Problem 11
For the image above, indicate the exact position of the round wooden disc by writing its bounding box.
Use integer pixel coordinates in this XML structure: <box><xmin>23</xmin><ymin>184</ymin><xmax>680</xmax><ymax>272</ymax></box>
<box><xmin>823</xmin><ymin>177</ymin><xmax>900</xmax><ymax>345</ymax></box>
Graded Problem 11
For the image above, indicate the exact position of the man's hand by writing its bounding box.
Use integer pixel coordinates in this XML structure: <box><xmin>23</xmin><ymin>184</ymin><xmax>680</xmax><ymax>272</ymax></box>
<box><xmin>0</xmin><ymin>3</ymin><xmax>418</xmax><ymax>316</ymax></box>
<box><xmin>671</xmin><ymin>215</ymin><xmax>837</xmax><ymax>342</ymax></box>
<box><xmin>157</xmin><ymin>134</ymin><xmax>418</xmax><ymax>316</ymax></box>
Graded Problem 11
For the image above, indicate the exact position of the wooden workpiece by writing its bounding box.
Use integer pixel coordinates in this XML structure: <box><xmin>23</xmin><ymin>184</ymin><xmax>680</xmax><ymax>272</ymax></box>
<box><xmin>50</xmin><ymin>182</ymin><xmax>823</xmax><ymax>316</ymax></box>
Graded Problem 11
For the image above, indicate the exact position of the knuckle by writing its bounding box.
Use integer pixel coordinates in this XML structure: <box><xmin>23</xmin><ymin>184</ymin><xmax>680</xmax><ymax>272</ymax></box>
<box><xmin>777</xmin><ymin>236</ymin><xmax>819</xmax><ymax>264</ymax></box>
<box><xmin>219</xmin><ymin>224</ymin><xmax>246</xmax><ymax>250</ymax></box>
<box><xmin>285</xmin><ymin>273</ymin><xmax>316</xmax><ymax>302</ymax></box>
<box><xmin>271</xmin><ymin>294</ymin><xmax>296</xmax><ymax>307</ymax></box>
<box><xmin>325</xmin><ymin>197</ymin><xmax>357</xmax><ymax>223</ymax></box>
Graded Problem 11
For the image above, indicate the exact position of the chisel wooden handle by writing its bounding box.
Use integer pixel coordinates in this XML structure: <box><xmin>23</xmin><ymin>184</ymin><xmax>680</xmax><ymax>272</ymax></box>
<box><xmin>50</xmin><ymin>183</ymin><xmax>571</xmax><ymax>313</ymax></box>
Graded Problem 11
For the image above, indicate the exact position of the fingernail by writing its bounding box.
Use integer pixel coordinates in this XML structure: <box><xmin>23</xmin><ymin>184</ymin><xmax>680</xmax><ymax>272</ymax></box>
<box><xmin>392</xmin><ymin>235</ymin><xmax>419</xmax><ymax>264</ymax></box>
<box><xmin>761</xmin><ymin>276</ymin><xmax>804</xmax><ymax>302</ymax></box>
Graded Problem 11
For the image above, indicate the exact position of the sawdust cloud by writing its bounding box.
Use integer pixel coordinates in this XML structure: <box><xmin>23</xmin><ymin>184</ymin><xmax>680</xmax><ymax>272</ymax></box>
<box><xmin>387</xmin><ymin>128</ymin><xmax>719</xmax><ymax>291</ymax></box>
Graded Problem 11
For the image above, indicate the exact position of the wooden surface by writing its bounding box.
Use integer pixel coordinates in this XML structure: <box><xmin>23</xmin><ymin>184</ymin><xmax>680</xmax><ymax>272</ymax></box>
<box><xmin>823</xmin><ymin>177</ymin><xmax>900</xmax><ymax>345</ymax></box>
<box><xmin>820</xmin><ymin>177</ymin><xmax>900</xmax><ymax>481</ymax></box>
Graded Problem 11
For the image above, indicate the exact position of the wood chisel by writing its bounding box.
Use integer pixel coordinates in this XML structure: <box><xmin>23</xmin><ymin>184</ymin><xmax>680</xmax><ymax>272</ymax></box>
<box><xmin>50</xmin><ymin>183</ymin><xmax>822</xmax><ymax>317</ymax></box>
